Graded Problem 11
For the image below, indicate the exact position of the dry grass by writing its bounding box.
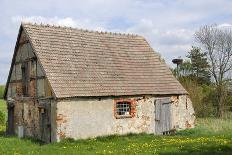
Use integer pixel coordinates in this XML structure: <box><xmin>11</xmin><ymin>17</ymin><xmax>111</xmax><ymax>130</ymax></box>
<box><xmin>196</xmin><ymin>117</ymin><xmax>232</xmax><ymax>133</ymax></box>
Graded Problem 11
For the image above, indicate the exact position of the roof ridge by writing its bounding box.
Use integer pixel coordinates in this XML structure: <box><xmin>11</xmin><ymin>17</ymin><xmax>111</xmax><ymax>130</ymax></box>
<box><xmin>21</xmin><ymin>22</ymin><xmax>140</xmax><ymax>37</ymax></box>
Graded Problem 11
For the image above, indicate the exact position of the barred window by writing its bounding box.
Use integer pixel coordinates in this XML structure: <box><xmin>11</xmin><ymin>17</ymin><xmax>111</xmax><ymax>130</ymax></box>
<box><xmin>114</xmin><ymin>99</ymin><xmax>136</xmax><ymax>119</ymax></box>
<box><xmin>116</xmin><ymin>102</ymin><xmax>131</xmax><ymax>116</ymax></box>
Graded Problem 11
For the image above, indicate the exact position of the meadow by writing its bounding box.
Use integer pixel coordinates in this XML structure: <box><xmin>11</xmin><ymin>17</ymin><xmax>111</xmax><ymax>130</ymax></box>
<box><xmin>0</xmin><ymin>99</ymin><xmax>231</xmax><ymax>155</ymax></box>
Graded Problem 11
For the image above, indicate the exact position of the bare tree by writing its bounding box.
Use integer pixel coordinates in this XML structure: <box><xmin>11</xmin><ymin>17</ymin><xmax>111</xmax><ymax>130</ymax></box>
<box><xmin>195</xmin><ymin>25</ymin><xmax>232</xmax><ymax>117</ymax></box>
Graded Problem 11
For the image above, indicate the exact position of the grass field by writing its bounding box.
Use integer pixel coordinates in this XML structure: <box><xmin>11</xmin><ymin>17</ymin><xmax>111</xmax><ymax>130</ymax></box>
<box><xmin>0</xmin><ymin>99</ymin><xmax>231</xmax><ymax>155</ymax></box>
<box><xmin>0</xmin><ymin>85</ymin><xmax>4</xmax><ymax>100</ymax></box>
<box><xmin>0</xmin><ymin>99</ymin><xmax>6</xmax><ymax>113</ymax></box>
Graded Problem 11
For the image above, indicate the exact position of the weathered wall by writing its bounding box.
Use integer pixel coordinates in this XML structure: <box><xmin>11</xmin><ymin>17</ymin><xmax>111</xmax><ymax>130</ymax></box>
<box><xmin>6</xmin><ymin>30</ymin><xmax>52</xmax><ymax>99</ymax></box>
<box><xmin>56</xmin><ymin>95</ymin><xmax>195</xmax><ymax>141</ymax></box>
<box><xmin>13</xmin><ymin>98</ymin><xmax>40</xmax><ymax>138</ymax></box>
<box><xmin>56</xmin><ymin>96</ymin><xmax>155</xmax><ymax>141</ymax></box>
<box><xmin>6</xmin><ymin>30</ymin><xmax>54</xmax><ymax>142</ymax></box>
<box><xmin>177</xmin><ymin>95</ymin><xmax>195</xmax><ymax>129</ymax></box>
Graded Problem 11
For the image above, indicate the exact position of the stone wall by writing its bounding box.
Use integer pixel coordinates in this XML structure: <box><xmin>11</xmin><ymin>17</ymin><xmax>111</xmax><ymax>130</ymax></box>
<box><xmin>178</xmin><ymin>95</ymin><xmax>195</xmax><ymax>129</ymax></box>
<box><xmin>56</xmin><ymin>95</ymin><xmax>195</xmax><ymax>141</ymax></box>
<box><xmin>8</xmin><ymin>94</ymin><xmax>195</xmax><ymax>142</ymax></box>
<box><xmin>56</xmin><ymin>96</ymin><xmax>155</xmax><ymax>141</ymax></box>
<box><xmin>13</xmin><ymin>98</ymin><xmax>40</xmax><ymax>138</ymax></box>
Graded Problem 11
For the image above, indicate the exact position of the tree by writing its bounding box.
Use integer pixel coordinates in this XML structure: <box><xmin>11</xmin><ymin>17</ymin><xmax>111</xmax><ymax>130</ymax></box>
<box><xmin>187</xmin><ymin>46</ymin><xmax>211</xmax><ymax>85</ymax></box>
<box><xmin>171</xmin><ymin>60</ymin><xmax>191</xmax><ymax>78</ymax></box>
<box><xmin>195</xmin><ymin>25</ymin><xmax>232</xmax><ymax>117</ymax></box>
<box><xmin>179</xmin><ymin>60</ymin><xmax>192</xmax><ymax>77</ymax></box>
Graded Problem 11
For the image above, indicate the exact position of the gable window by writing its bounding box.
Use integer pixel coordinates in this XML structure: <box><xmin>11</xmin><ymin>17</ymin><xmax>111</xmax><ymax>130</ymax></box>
<box><xmin>114</xmin><ymin>99</ymin><xmax>136</xmax><ymax>119</ymax></box>
<box><xmin>22</xmin><ymin>62</ymin><xmax>29</xmax><ymax>96</ymax></box>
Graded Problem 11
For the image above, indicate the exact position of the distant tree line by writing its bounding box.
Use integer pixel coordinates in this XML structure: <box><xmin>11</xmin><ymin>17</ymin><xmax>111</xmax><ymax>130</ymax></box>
<box><xmin>173</xmin><ymin>25</ymin><xmax>232</xmax><ymax>118</ymax></box>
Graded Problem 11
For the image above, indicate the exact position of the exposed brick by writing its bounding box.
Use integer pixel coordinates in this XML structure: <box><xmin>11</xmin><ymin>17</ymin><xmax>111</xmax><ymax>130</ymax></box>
<box><xmin>16</xmin><ymin>83</ymin><xmax>23</xmax><ymax>96</ymax></box>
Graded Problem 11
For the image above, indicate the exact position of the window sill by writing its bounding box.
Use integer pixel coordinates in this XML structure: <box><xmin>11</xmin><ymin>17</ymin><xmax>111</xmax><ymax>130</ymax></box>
<box><xmin>115</xmin><ymin>115</ymin><xmax>132</xmax><ymax>119</ymax></box>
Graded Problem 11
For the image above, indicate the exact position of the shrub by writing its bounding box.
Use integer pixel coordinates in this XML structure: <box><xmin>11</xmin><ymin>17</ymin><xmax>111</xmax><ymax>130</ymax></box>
<box><xmin>179</xmin><ymin>77</ymin><xmax>217</xmax><ymax>117</ymax></box>
<box><xmin>0</xmin><ymin>86</ymin><xmax>4</xmax><ymax>99</ymax></box>
<box><xmin>0</xmin><ymin>111</ymin><xmax>5</xmax><ymax>125</ymax></box>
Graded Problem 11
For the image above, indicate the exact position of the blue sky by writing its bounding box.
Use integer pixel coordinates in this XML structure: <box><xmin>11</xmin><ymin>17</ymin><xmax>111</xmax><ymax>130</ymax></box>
<box><xmin>1</xmin><ymin>0</ymin><xmax>232</xmax><ymax>84</ymax></box>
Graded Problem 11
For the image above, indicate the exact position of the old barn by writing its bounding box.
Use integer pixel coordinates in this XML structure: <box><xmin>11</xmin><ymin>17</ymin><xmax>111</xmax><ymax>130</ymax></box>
<box><xmin>4</xmin><ymin>23</ymin><xmax>195</xmax><ymax>142</ymax></box>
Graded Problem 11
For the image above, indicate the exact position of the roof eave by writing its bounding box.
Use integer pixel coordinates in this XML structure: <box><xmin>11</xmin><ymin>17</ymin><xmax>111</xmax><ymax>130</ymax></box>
<box><xmin>56</xmin><ymin>92</ymin><xmax>189</xmax><ymax>100</ymax></box>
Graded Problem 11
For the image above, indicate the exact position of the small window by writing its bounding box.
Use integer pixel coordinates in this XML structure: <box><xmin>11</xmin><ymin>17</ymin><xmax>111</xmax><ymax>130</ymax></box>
<box><xmin>114</xmin><ymin>99</ymin><xmax>136</xmax><ymax>118</ymax></box>
<box><xmin>116</xmin><ymin>102</ymin><xmax>131</xmax><ymax>116</ymax></box>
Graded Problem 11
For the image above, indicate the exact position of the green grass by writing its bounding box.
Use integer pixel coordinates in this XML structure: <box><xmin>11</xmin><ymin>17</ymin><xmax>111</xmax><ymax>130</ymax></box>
<box><xmin>0</xmin><ymin>99</ymin><xmax>6</xmax><ymax>114</ymax></box>
<box><xmin>177</xmin><ymin>117</ymin><xmax>232</xmax><ymax>137</ymax></box>
<box><xmin>0</xmin><ymin>128</ymin><xmax>231</xmax><ymax>155</ymax></box>
<box><xmin>0</xmin><ymin>85</ymin><xmax>4</xmax><ymax>99</ymax></box>
<box><xmin>0</xmin><ymin>99</ymin><xmax>231</xmax><ymax>154</ymax></box>
<box><xmin>197</xmin><ymin>118</ymin><xmax>232</xmax><ymax>133</ymax></box>
<box><xmin>0</xmin><ymin>99</ymin><xmax>6</xmax><ymax>131</ymax></box>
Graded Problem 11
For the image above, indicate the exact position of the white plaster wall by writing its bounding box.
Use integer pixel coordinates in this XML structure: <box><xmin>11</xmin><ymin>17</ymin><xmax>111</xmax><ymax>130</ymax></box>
<box><xmin>56</xmin><ymin>96</ymin><xmax>155</xmax><ymax>141</ymax></box>
<box><xmin>177</xmin><ymin>95</ymin><xmax>195</xmax><ymax>129</ymax></box>
<box><xmin>55</xmin><ymin>95</ymin><xmax>195</xmax><ymax>141</ymax></box>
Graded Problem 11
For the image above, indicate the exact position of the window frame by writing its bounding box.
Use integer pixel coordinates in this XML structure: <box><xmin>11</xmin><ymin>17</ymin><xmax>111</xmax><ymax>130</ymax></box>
<box><xmin>114</xmin><ymin>99</ymin><xmax>136</xmax><ymax>119</ymax></box>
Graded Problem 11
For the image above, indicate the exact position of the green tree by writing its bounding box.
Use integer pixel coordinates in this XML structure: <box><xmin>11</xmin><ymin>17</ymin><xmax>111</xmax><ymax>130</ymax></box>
<box><xmin>178</xmin><ymin>77</ymin><xmax>216</xmax><ymax>117</ymax></box>
<box><xmin>171</xmin><ymin>60</ymin><xmax>192</xmax><ymax>78</ymax></box>
<box><xmin>196</xmin><ymin>25</ymin><xmax>232</xmax><ymax>117</ymax></box>
<box><xmin>187</xmin><ymin>46</ymin><xmax>211</xmax><ymax>85</ymax></box>
<box><xmin>179</xmin><ymin>60</ymin><xmax>193</xmax><ymax>77</ymax></box>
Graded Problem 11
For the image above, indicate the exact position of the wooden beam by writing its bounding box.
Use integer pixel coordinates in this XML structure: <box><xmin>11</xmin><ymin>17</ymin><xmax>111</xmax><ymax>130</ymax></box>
<box><xmin>35</xmin><ymin>59</ymin><xmax>38</xmax><ymax>98</ymax></box>
<box><xmin>36</xmin><ymin>76</ymin><xmax>46</xmax><ymax>80</ymax></box>
<box><xmin>18</xmin><ymin>40</ymin><xmax>29</xmax><ymax>46</ymax></box>
<box><xmin>15</xmin><ymin>57</ymin><xmax>37</xmax><ymax>65</ymax></box>
<box><xmin>9</xmin><ymin>79</ymin><xmax>22</xmax><ymax>83</ymax></box>
<box><xmin>9</xmin><ymin>76</ymin><xmax>45</xmax><ymax>84</ymax></box>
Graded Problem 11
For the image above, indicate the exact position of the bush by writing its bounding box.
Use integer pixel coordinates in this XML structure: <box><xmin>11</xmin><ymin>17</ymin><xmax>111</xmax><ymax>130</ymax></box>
<box><xmin>179</xmin><ymin>77</ymin><xmax>217</xmax><ymax>117</ymax></box>
<box><xmin>0</xmin><ymin>86</ymin><xmax>5</xmax><ymax>99</ymax></box>
<box><xmin>0</xmin><ymin>111</ymin><xmax>5</xmax><ymax>125</ymax></box>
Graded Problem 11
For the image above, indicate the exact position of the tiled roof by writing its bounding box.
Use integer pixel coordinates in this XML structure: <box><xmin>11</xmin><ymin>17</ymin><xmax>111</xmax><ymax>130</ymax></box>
<box><xmin>22</xmin><ymin>23</ymin><xmax>187</xmax><ymax>98</ymax></box>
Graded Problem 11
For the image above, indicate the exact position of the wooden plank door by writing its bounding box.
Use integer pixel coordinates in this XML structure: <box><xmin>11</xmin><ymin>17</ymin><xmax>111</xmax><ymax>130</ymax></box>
<box><xmin>155</xmin><ymin>97</ymin><xmax>173</xmax><ymax>135</ymax></box>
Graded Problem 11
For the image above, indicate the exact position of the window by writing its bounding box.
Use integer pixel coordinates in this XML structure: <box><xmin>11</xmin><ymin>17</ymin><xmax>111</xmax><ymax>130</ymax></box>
<box><xmin>116</xmin><ymin>102</ymin><xmax>131</xmax><ymax>116</ymax></box>
<box><xmin>114</xmin><ymin>99</ymin><xmax>136</xmax><ymax>118</ymax></box>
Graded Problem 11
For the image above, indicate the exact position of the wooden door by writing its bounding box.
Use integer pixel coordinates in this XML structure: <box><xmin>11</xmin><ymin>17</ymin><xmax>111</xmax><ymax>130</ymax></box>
<box><xmin>39</xmin><ymin>102</ymin><xmax>51</xmax><ymax>143</ymax></box>
<box><xmin>155</xmin><ymin>98</ymin><xmax>173</xmax><ymax>135</ymax></box>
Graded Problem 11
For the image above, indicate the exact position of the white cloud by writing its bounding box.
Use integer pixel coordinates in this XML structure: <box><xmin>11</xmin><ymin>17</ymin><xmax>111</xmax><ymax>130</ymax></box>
<box><xmin>217</xmin><ymin>23</ymin><xmax>232</xmax><ymax>28</ymax></box>
<box><xmin>125</xmin><ymin>18</ymin><xmax>194</xmax><ymax>66</ymax></box>
<box><xmin>11</xmin><ymin>16</ymin><xmax>106</xmax><ymax>31</ymax></box>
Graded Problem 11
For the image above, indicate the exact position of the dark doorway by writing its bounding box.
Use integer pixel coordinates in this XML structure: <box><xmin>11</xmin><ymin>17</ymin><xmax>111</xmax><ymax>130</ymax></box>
<box><xmin>39</xmin><ymin>101</ymin><xmax>51</xmax><ymax>143</ymax></box>
<box><xmin>7</xmin><ymin>105</ymin><xmax>15</xmax><ymax>135</ymax></box>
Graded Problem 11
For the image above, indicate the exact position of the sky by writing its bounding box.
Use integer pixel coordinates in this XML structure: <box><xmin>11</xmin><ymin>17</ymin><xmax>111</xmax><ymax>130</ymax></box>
<box><xmin>1</xmin><ymin>0</ymin><xmax>232</xmax><ymax>84</ymax></box>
